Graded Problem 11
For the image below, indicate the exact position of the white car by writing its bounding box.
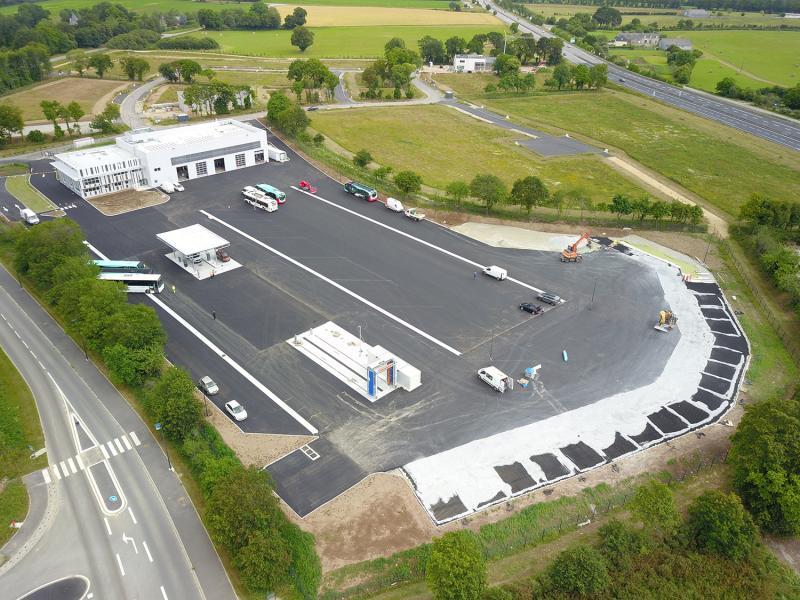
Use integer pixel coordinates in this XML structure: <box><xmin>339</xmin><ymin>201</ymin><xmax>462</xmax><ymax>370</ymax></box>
<box><xmin>225</xmin><ymin>400</ymin><xmax>248</xmax><ymax>421</ymax></box>
<box><xmin>198</xmin><ymin>376</ymin><xmax>219</xmax><ymax>395</ymax></box>
<box><xmin>173</xmin><ymin>183</ymin><xmax>185</xmax><ymax>192</ymax></box>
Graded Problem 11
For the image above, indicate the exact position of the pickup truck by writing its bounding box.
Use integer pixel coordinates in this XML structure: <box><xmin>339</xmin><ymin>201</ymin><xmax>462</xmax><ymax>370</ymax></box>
<box><xmin>404</xmin><ymin>207</ymin><xmax>425</xmax><ymax>222</ymax></box>
<box><xmin>478</xmin><ymin>366</ymin><xmax>512</xmax><ymax>393</ymax></box>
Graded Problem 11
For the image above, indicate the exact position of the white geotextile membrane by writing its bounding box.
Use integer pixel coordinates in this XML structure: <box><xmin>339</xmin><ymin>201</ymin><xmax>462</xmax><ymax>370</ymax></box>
<box><xmin>405</xmin><ymin>254</ymin><xmax>717</xmax><ymax>518</ymax></box>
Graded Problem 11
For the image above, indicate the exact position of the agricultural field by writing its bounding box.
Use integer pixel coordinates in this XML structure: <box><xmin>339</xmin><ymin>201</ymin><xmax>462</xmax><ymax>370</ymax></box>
<box><xmin>0</xmin><ymin>0</ymin><xmax>458</xmax><ymax>15</ymax></box>
<box><xmin>198</xmin><ymin>24</ymin><xmax>504</xmax><ymax>58</ymax></box>
<box><xmin>523</xmin><ymin>3</ymin><xmax>790</xmax><ymax>28</ymax></box>
<box><xmin>310</xmin><ymin>104</ymin><xmax>648</xmax><ymax>202</ymax></box>
<box><xmin>0</xmin><ymin>77</ymin><xmax>125</xmax><ymax>122</ymax></box>
<box><xmin>275</xmin><ymin>5</ymin><xmax>497</xmax><ymax>26</ymax></box>
<box><xmin>466</xmin><ymin>89</ymin><xmax>800</xmax><ymax>217</ymax></box>
<box><xmin>681</xmin><ymin>30</ymin><xmax>800</xmax><ymax>87</ymax></box>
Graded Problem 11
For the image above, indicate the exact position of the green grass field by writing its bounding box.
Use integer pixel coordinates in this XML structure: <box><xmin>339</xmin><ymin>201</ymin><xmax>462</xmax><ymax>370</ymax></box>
<box><xmin>5</xmin><ymin>176</ymin><xmax>57</xmax><ymax>213</ymax></box>
<box><xmin>476</xmin><ymin>91</ymin><xmax>800</xmax><ymax>218</ymax></box>
<box><xmin>311</xmin><ymin>104</ymin><xmax>648</xmax><ymax>202</ymax></box>
<box><xmin>0</xmin><ymin>164</ymin><xmax>28</xmax><ymax>177</ymax></box>
<box><xmin>0</xmin><ymin>0</ymin><xmax>456</xmax><ymax>15</ymax></box>
<box><xmin>198</xmin><ymin>25</ymin><xmax>504</xmax><ymax>58</ymax></box>
<box><xmin>681</xmin><ymin>30</ymin><xmax>800</xmax><ymax>87</ymax></box>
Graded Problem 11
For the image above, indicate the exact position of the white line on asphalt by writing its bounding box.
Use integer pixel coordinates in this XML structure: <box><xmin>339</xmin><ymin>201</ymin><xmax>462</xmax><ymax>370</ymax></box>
<box><xmin>104</xmin><ymin>517</ymin><xmax>112</xmax><ymax>536</ymax></box>
<box><xmin>29</xmin><ymin>351</ymin><xmax>37</xmax><ymax>360</ymax></box>
<box><xmin>107</xmin><ymin>441</ymin><xmax>118</xmax><ymax>457</ymax></box>
<box><xmin>201</xmin><ymin>210</ymin><xmax>463</xmax><ymax>356</ymax></box>
<box><xmin>129</xmin><ymin>431</ymin><xmax>141</xmax><ymax>446</ymax></box>
<box><xmin>59</xmin><ymin>461</ymin><xmax>69</xmax><ymax>477</ymax></box>
<box><xmin>114</xmin><ymin>438</ymin><xmax>125</xmax><ymax>454</ymax></box>
<box><xmin>67</xmin><ymin>457</ymin><xmax>77</xmax><ymax>474</ymax></box>
<box><xmin>128</xmin><ymin>506</ymin><xmax>137</xmax><ymax>525</ymax></box>
<box><xmin>143</xmin><ymin>540</ymin><xmax>154</xmax><ymax>563</ymax></box>
<box><xmin>37</xmin><ymin>360</ymin><xmax>45</xmax><ymax>370</ymax></box>
<box><xmin>116</xmin><ymin>553</ymin><xmax>125</xmax><ymax>576</ymax></box>
<box><xmin>76</xmin><ymin>454</ymin><xmax>85</xmax><ymax>470</ymax></box>
<box><xmin>289</xmin><ymin>188</ymin><xmax>544</xmax><ymax>294</ymax></box>
<box><xmin>21</xmin><ymin>340</ymin><xmax>28</xmax><ymax>349</ymax></box>
<box><xmin>147</xmin><ymin>294</ymin><xmax>319</xmax><ymax>434</ymax></box>
<box><xmin>14</xmin><ymin>330</ymin><xmax>20</xmax><ymax>339</ymax></box>
<box><xmin>41</xmin><ymin>468</ymin><xmax>51</xmax><ymax>484</ymax></box>
<box><xmin>83</xmin><ymin>241</ymin><xmax>109</xmax><ymax>260</ymax></box>
<box><xmin>100</xmin><ymin>444</ymin><xmax>110</xmax><ymax>460</ymax></box>
<box><xmin>160</xmin><ymin>585</ymin><xmax>168</xmax><ymax>600</ymax></box>
<box><xmin>121</xmin><ymin>434</ymin><xmax>132</xmax><ymax>450</ymax></box>
<box><xmin>52</xmin><ymin>465</ymin><xmax>61</xmax><ymax>480</ymax></box>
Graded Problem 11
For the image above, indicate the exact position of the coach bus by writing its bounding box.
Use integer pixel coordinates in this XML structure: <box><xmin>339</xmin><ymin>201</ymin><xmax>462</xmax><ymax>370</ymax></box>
<box><xmin>92</xmin><ymin>260</ymin><xmax>150</xmax><ymax>274</ymax></box>
<box><xmin>97</xmin><ymin>272</ymin><xmax>164</xmax><ymax>294</ymax></box>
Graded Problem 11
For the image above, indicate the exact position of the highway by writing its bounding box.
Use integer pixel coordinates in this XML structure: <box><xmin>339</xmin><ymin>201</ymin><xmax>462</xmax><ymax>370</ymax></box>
<box><xmin>0</xmin><ymin>266</ymin><xmax>234</xmax><ymax>599</ymax></box>
<box><xmin>487</xmin><ymin>2</ymin><xmax>800</xmax><ymax>152</ymax></box>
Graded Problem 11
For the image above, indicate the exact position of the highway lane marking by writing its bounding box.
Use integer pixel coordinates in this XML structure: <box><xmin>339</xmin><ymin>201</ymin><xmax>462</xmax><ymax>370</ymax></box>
<box><xmin>122</xmin><ymin>435</ymin><xmax>132</xmax><ymax>450</ymax></box>
<box><xmin>147</xmin><ymin>293</ymin><xmax>320</xmax><ymax>434</ymax></box>
<box><xmin>104</xmin><ymin>517</ymin><xmax>112</xmax><ymax>536</ymax></box>
<box><xmin>114</xmin><ymin>438</ymin><xmax>125</xmax><ymax>453</ymax></box>
<box><xmin>143</xmin><ymin>540</ymin><xmax>154</xmax><ymax>563</ymax></box>
<box><xmin>116</xmin><ymin>553</ymin><xmax>125</xmax><ymax>576</ymax></box>
<box><xmin>288</xmin><ymin>187</ymin><xmax>545</xmax><ymax>295</ymax></box>
<box><xmin>129</xmin><ymin>431</ymin><xmax>141</xmax><ymax>446</ymax></box>
<box><xmin>201</xmin><ymin>210</ymin><xmax>463</xmax><ymax>356</ymax></box>
<box><xmin>128</xmin><ymin>506</ymin><xmax>137</xmax><ymax>525</ymax></box>
<box><xmin>107</xmin><ymin>441</ymin><xmax>118</xmax><ymax>457</ymax></box>
<box><xmin>160</xmin><ymin>585</ymin><xmax>168</xmax><ymax>600</ymax></box>
<box><xmin>67</xmin><ymin>457</ymin><xmax>77</xmax><ymax>474</ymax></box>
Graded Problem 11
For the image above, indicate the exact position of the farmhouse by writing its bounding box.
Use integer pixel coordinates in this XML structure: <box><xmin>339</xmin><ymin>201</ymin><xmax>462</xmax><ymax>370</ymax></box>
<box><xmin>53</xmin><ymin>120</ymin><xmax>269</xmax><ymax>199</ymax></box>
<box><xmin>682</xmin><ymin>9</ymin><xmax>710</xmax><ymax>17</ymax></box>
<box><xmin>611</xmin><ymin>32</ymin><xmax>661</xmax><ymax>47</ymax></box>
<box><xmin>658</xmin><ymin>38</ymin><xmax>693</xmax><ymax>51</ymax></box>
<box><xmin>453</xmin><ymin>54</ymin><xmax>496</xmax><ymax>72</ymax></box>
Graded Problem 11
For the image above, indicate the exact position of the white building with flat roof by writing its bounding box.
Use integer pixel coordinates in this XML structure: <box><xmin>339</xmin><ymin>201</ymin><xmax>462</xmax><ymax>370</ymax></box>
<box><xmin>453</xmin><ymin>54</ymin><xmax>496</xmax><ymax>72</ymax></box>
<box><xmin>53</xmin><ymin>119</ymin><xmax>269</xmax><ymax>199</ymax></box>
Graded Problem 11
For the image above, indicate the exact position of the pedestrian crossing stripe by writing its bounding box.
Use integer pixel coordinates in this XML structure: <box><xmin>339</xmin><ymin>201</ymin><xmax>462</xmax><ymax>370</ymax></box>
<box><xmin>41</xmin><ymin>431</ymin><xmax>143</xmax><ymax>484</ymax></box>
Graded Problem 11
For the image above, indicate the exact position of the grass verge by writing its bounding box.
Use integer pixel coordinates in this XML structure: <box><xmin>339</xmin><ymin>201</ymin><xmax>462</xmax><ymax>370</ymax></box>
<box><xmin>0</xmin><ymin>163</ymin><xmax>28</xmax><ymax>177</ymax></box>
<box><xmin>5</xmin><ymin>175</ymin><xmax>57</xmax><ymax>213</ymax></box>
<box><xmin>0</xmin><ymin>481</ymin><xmax>28</xmax><ymax>547</ymax></box>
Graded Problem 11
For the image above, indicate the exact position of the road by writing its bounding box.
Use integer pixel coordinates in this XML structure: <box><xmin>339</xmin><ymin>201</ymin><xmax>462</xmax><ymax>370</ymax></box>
<box><xmin>0</xmin><ymin>266</ymin><xmax>235</xmax><ymax>599</ymax></box>
<box><xmin>487</xmin><ymin>1</ymin><xmax>800</xmax><ymax>152</ymax></box>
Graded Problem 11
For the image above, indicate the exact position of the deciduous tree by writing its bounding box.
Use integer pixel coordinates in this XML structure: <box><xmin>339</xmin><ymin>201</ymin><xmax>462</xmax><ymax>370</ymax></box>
<box><xmin>510</xmin><ymin>175</ymin><xmax>548</xmax><ymax>215</ymax></box>
<box><xmin>426</xmin><ymin>531</ymin><xmax>486</xmax><ymax>600</ymax></box>
<box><xmin>88</xmin><ymin>53</ymin><xmax>113</xmax><ymax>78</ymax></box>
<box><xmin>394</xmin><ymin>170</ymin><xmax>422</xmax><ymax>196</ymax></box>
<box><xmin>687</xmin><ymin>490</ymin><xmax>757</xmax><ymax>561</ymax></box>
<box><xmin>470</xmin><ymin>174</ymin><xmax>505</xmax><ymax>213</ymax></box>
<box><xmin>291</xmin><ymin>26</ymin><xmax>314</xmax><ymax>53</ymax></box>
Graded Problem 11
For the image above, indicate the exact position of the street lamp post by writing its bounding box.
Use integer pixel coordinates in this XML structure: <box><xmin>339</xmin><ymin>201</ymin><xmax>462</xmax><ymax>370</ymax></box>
<box><xmin>154</xmin><ymin>422</ymin><xmax>172</xmax><ymax>471</ymax></box>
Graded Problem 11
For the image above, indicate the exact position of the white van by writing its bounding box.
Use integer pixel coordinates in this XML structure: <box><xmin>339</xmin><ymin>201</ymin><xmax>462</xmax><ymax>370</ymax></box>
<box><xmin>478</xmin><ymin>366</ymin><xmax>511</xmax><ymax>393</ymax></box>
<box><xmin>385</xmin><ymin>197</ymin><xmax>403</xmax><ymax>212</ymax></box>
<box><xmin>160</xmin><ymin>182</ymin><xmax>175</xmax><ymax>194</ymax></box>
<box><xmin>482</xmin><ymin>265</ymin><xmax>507</xmax><ymax>280</ymax></box>
<box><xmin>19</xmin><ymin>208</ymin><xmax>39</xmax><ymax>225</ymax></box>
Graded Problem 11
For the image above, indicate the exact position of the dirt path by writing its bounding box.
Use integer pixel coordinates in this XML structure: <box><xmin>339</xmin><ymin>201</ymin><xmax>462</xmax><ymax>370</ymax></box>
<box><xmin>606</xmin><ymin>155</ymin><xmax>729</xmax><ymax>238</ymax></box>
<box><xmin>92</xmin><ymin>81</ymin><xmax>129</xmax><ymax>116</ymax></box>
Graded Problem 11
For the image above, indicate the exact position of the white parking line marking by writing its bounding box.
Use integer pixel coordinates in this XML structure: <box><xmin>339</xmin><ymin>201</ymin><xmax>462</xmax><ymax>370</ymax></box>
<box><xmin>76</xmin><ymin>454</ymin><xmax>85</xmax><ymax>470</ymax></box>
<box><xmin>67</xmin><ymin>457</ymin><xmax>77</xmax><ymax>474</ymax></box>
<box><xmin>52</xmin><ymin>465</ymin><xmax>61</xmax><ymax>480</ymax></box>
<box><xmin>114</xmin><ymin>438</ymin><xmax>125</xmax><ymax>453</ymax></box>
<box><xmin>290</xmin><ymin>187</ymin><xmax>545</xmax><ymax>294</ymax></box>
<box><xmin>100</xmin><ymin>444</ymin><xmax>110</xmax><ymax>459</ymax></box>
<box><xmin>160</xmin><ymin>585</ymin><xmax>168</xmax><ymax>600</ymax></box>
<box><xmin>83</xmin><ymin>241</ymin><xmax>109</xmax><ymax>260</ymax></box>
<box><xmin>148</xmin><ymin>295</ymin><xmax>319</xmax><ymax>435</ymax></box>
<box><xmin>104</xmin><ymin>517</ymin><xmax>112</xmax><ymax>536</ymax></box>
<box><xmin>41</xmin><ymin>468</ymin><xmax>51</xmax><ymax>484</ymax></box>
<box><xmin>128</xmin><ymin>506</ymin><xmax>137</xmax><ymax>525</ymax></box>
<box><xmin>107</xmin><ymin>441</ymin><xmax>118</xmax><ymax>457</ymax></box>
<box><xmin>201</xmin><ymin>210</ymin><xmax>462</xmax><ymax>356</ymax></box>
<box><xmin>121</xmin><ymin>435</ymin><xmax>132</xmax><ymax>451</ymax></box>
<box><xmin>129</xmin><ymin>431</ymin><xmax>141</xmax><ymax>446</ymax></box>
<box><xmin>143</xmin><ymin>540</ymin><xmax>154</xmax><ymax>563</ymax></box>
<box><xmin>116</xmin><ymin>553</ymin><xmax>125</xmax><ymax>576</ymax></box>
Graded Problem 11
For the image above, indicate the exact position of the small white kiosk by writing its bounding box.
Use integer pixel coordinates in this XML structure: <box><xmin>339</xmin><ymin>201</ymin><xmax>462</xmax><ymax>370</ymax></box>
<box><xmin>156</xmin><ymin>224</ymin><xmax>241</xmax><ymax>280</ymax></box>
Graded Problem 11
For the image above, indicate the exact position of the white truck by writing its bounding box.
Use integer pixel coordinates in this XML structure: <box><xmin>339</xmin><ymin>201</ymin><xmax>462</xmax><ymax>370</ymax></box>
<box><xmin>478</xmin><ymin>366</ymin><xmax>512</xmax><ymax>393</ymax></box>
<box><xmin>404</xmin><ymin>207</ymin><xmax>425</xmax><ymax>222</ymax></box>
<box><xmin>19</xmin><ymin>208</ymin><xmax>39</xmax><ymax>225</ymax></box>
<box><xmin>242</xmin><ymin>186</ymin><xmax>278</xmax><ymax>212</ymax></box>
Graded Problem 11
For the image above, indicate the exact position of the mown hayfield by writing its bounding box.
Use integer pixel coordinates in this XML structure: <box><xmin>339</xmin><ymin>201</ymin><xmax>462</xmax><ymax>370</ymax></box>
<box><xmin>681</xmin><ymin>30</ymin><xmax>800</xmax><ymax>87</ymax></box>
<box><xmin>311</xmin><ymin>104</ymin><xmax>648</xmax><ymax>202</ymax></box>
<box><xmin>276</xmin><ymin>5</ymin><xmax>498</xmax><ymax>26</ymax></box>
<box><xmin>0</xmin><ymin>77</ymin><xmax>125</xmax><ymax>121</ymax></box>
<box><xmin>690</xmin><ymin>57</ymin><xmax>770</xmax><ymax>92</ymax></box>
<box><xmin>199</xmin><ymin>24</ymin><xmax>504</xmax><ymax>58</ymax></box>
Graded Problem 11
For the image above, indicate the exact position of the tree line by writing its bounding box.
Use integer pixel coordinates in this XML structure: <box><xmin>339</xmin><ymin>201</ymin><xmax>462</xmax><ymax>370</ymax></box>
<box><xmin>506</xmin><ymin>0</ymin><xmax>800</xmax><ymax>13</ymax></box>
<box><xmin>2</xmin><ymin>218</ymin><xmax>322</xmax><ymax>597</ymax></box>
<box><xmin>361</xmin><ymin>38</ymin><xmax>421</xmax><ymax>99</ymax></box>
<box><xmin>197</xmin><ymin>3</ymin><xmax>307</xmax><ymax>31</ymax></box>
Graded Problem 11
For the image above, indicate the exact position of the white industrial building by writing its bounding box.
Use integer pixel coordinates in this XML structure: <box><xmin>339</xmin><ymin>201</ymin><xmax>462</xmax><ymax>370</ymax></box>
<box><xmin>453</xmin><ymin>54</ymin><xmax>496</xmax><ymax>72</ymax></box>
<box><xmin>52</xmin><ymin>119</ymin><xmax>269</xmax><ymax>199</ymax></box>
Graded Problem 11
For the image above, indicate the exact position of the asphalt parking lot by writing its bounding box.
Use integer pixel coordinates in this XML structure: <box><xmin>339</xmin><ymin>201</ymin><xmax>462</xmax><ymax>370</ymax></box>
<box><xmin>29</xmin><ymin>131</ymin><xmax>707</xmax><ymax>518</ymax></box>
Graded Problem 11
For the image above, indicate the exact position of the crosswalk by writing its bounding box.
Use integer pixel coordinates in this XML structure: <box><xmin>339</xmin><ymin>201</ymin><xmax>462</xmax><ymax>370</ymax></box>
<box><xmin>42</xmin><ymin>431</ymin><xmax>142</xmax><ymax>484</ymax></box>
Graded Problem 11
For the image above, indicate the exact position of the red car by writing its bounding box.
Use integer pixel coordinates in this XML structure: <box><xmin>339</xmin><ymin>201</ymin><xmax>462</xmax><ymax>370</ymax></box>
<box><xmin>298</xmin><ymin>180</ymin><xmax>317</xmax><ymax>194</ymax></box>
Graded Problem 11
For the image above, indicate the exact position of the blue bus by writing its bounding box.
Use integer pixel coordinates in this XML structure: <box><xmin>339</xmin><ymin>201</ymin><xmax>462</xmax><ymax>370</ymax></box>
<box><xmin>92</xmin><ymin>260</ymin><xmax>150</xmax><ymax>274</ymax></box>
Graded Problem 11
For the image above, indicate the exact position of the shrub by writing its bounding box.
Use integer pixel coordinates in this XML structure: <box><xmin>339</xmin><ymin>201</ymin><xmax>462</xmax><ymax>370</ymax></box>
<box><xmin>426</xmin><ymin>531</ymin><xmax>486</xmax><ymax>600</ymax></box>
<box><xmin>26</xmin><ymin>129</ymin><xmax>45</xmax><ymax>143</ymax></box>
<box><xmin>353</xmin><ymin>149</ymin><xmax>372</xmax><ymax>168</ymax></box>
<box><xmin>156</xmin><ymin>36</ymin><xmax>220</xmax><ymax>50</ymax></box>
<box><xmin>546</xmin><ymin>545</ymin><xmax>610</xmax><ymax>596</ymax></box>
<box><xmin>598</xmin><ymin>518</ymin><xmax>648</xmax><ymax>571</ymax></box>
<box><xmin>686</xmin><ymin>490</ymin><xmax>757</xmax><ymax>561</ymax></box>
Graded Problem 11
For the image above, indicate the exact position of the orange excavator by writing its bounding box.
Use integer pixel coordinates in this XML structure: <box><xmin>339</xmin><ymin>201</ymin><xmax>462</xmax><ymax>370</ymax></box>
<box><xmin>561</xmin><ymin>232</ymin><xmax>591</xmax><ymax>263</ymax></box>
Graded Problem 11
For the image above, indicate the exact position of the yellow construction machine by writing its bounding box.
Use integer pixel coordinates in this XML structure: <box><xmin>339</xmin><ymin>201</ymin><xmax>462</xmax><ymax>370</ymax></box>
<box><xmin>561</xmin><ymin>232</ymin><xmax>591</xmax><ymax>263</ymax></box>
<box><xmin>655</xmin><ymin>310</ymin><xmax>677</xmax><ymax>332</ymax></box>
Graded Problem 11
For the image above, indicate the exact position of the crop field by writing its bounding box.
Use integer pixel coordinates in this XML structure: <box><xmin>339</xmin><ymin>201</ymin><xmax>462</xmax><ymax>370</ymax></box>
<box><xmin>681</xmin><ymin>30</ymin><xmax>800</xmax><ymax>87</ymax></box>
<box><xmin>523</xmin><ymin>3</ymin><xmax>789</xmax><ymax>28</ymax></box>
<box><xmin>199</xmin><ymin>25</ymin><xmax>504</xmax><ymax>58</ymax></box>
<box><xmin>0</xmin><ymin>0</ymin><xmax>457</xmax><ymax>15</ymax></box>
<box><xmin>477</xmin><ymin>90</ymin><xmax>800</xmax><ymax>217</ymax></box>
<box><xmin>276</xmin><ymin>5</ymin><xmax>498</xmax><ymax>26</ymax></box>
<box><xmin>0</xmin><ymin>77</ymin><xmax>124</xmax><ymax>122</ymax></box>
<box><xmin>311</xmin><ymin>104</ymin><xmax>648</xmax><ymax>202</ymax></box>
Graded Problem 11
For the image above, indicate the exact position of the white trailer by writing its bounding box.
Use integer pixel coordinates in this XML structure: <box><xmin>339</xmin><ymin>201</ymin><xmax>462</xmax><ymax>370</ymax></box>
<box><xmin>242</xmin><ymin>186</ymin><xmax>278</xmax><ymax>212</ymax></box>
